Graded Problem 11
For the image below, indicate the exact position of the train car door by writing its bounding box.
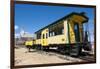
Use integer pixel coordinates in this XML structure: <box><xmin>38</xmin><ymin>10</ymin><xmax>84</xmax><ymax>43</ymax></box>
<box><xmin>41</xmin><ymin>29</ymin><xmax>48</xmax><ymax>46</ymax></box>
<box><xmin>74</xmin><ymin>23</ymin><xmax>80</xmax><ymax>42</ymax></box>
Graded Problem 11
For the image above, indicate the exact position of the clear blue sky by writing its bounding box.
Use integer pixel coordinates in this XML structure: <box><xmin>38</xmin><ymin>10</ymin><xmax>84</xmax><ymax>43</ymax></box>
<box><xmin>15</xmin><ymin>4</ymin><xmax>95</xmax><ymax>41</ymax></box>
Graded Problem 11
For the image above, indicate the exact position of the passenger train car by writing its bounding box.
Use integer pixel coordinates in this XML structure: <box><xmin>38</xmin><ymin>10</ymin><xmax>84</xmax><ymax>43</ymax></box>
<box><xmin>25</xmin><ymin>12</ymin><xmax>91</xmax><ymax>56</ymax></box>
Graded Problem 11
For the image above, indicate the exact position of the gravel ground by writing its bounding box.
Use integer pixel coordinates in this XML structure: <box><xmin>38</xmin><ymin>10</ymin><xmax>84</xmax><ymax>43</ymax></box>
<box><xmin>15</xmin><ymin>46</ymin><xmax>95</xmax><ymax>66</ymax></box>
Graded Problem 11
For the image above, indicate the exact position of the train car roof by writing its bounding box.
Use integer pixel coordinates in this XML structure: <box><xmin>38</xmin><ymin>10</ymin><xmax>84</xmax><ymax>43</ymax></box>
<box><xmin>35</xmin><ymin>12</ymin><xmax>88</xmax><ymax>34</ymax></box>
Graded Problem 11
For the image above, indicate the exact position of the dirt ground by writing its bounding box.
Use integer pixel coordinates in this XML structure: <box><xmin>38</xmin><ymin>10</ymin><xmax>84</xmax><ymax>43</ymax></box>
<box><xmin>15</xmin><ymin>45</ymin><xmax>95</xmax><ymax>66</ymax></box>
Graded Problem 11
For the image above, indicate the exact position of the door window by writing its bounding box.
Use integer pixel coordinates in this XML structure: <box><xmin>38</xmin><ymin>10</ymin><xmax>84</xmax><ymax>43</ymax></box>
<box><xmin>46</xmin><ymin>33</ymin><xmax>48</xmax><ymax>38</ymax></box>
<box><xmin>43</xmin><ymin>34</ymin><xmax>45</xmax><ymax>39</ymax></box>
<box><xmin>74</xmin><ymin>23</ymin><xmax>80</xmax><ymax>42</ymax></box>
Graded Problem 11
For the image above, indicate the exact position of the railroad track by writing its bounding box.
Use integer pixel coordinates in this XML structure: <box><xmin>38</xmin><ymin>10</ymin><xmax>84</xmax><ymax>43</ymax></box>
<box><xmin>35</xmin><ymin>49</ymin><xmax>95</xmax><ymax>62</ymax></box>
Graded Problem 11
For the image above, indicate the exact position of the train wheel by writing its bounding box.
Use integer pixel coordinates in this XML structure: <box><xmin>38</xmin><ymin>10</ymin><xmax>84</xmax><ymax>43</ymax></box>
<box><xmin>36</xmin><ymin>45</ymin><xmax>42</xmax><ymax>50</ymax></box>
<box><xmin>40</xmin><ymin>46</ymin><xmax>44</xmax><ymax>51</ymax></box>
<box><xmin>26</xmin><ymin>45</ymin><xmax>31</xmax><ymax>52</ymax></box>
<box><xmin>32</xmin><ymin>45</ymin><xmax>35</xmax><ymax>49</ymax></box>
<box><xmin>57</xmin><ymin>46</ymin><xmax>66</xmax><ymax>54</ymax></box>
<box><xmin>41</xmin><ymin>46</ymin><xmax>49</xmax><ymax>51</ymax></box>
<box><xmin>45</xmin><ymin>46</ymin><xmax>49</xmax><ymax>52</ymax></box>
<box><xmin>69</xmin><ymin>45</ymin><xmax>82</xmax><ymax>57</ymax></box>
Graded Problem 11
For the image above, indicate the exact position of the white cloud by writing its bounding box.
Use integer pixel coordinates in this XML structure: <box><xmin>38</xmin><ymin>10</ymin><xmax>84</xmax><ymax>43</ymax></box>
<box><xmin>15</xmin><ymin>25</ymin><xmax>19</xmax><ymax>30</ymax></box>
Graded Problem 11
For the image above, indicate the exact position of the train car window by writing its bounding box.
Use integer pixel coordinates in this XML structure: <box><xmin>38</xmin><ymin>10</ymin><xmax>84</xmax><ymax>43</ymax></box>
<box><xmin>36</xmin><ymin>33</ymin><xmax>41</xmax><ymax>39</ymax></box>
<box><xmin>43</xmin><ymin>34</ymin><xmax>45</xmax><ymax>39</ymax></box>
<box><xmin>62</xmin><ymin>29</ymin><xmax>64</xmax><ymax>34</ymax></box>
<box><xmin>52</xmin><ymin>32</ymin><xmax>55</xmax><ymax>36</ymax></box>
<box><xmin>49</xmin><ymin>28</ymin><xmax>64</xmax><ymax>37</ymax></box>
<box><xmin>46</xmin><ymin>33</ymin><xmax>48</xmax><ymax>38</ymax></box>
<box><xmin>49</xmin><ymin>33</ymin><xmax>51</xmax><ymax>37</ymax></box>
<box><xmin>49</xmin><ymin>32</ymin><xmax>52</xmax><ymax>37</ymax></box>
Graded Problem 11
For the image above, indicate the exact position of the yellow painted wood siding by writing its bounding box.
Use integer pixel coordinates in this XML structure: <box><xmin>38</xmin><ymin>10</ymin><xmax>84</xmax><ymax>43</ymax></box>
<box><xmin>64</xmin><ymin>20</ymin><xmax>70</xmax><ymax>43</ymax></box>
<box><xmin>69</xmin><ymin>20</ymin><xmax>76</xmax><ymax>43</ymax></box>
<box><xmin>36</xmin><ymin>39</ymin><xmax>41</xmax><ymax>45</ymax></box>
<box><xmin>48</xmin><ymin>35</ymin><xmax>66</xmax><ymax>45</ymax></box>
<box><xmin>25</xmin><ymin>41</ymin><xmax>33</xmax><ymax>46</ymax></box>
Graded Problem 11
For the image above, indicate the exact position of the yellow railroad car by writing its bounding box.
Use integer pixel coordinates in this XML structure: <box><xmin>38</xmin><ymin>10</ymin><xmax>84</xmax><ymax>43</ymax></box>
<box><xmin>25</xmin><ymin>41</ymin><xmax>33</xmax><ymax>46</ymax></box>
<box><xmin>27</xmin><ymin>12</ymin><xmax>91</xmax><ymax>56</ymax></box>
<box><xmin>25</xmin><ymin>40</ymin><xmax>36</xmax><ymax>51</ymax></box>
